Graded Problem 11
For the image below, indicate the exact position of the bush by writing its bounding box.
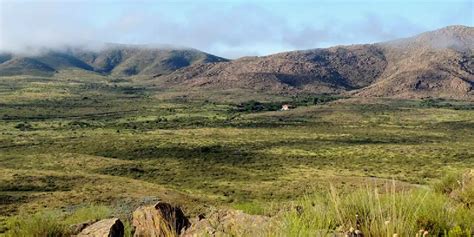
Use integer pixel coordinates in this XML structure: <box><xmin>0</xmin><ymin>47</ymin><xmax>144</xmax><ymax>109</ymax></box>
<box><xmin>234</xmin><ymin>100</ymin><xmax>282</xmax><ymax>112</ymax></box>
<box><xmin>14</xmin><ymin>122</ymin><xmax>33</xmax><ymax>131</ymax></box>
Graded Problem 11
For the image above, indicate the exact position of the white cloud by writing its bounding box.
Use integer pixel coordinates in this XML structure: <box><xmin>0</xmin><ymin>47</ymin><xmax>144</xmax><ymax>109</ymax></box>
<box><xmin>0</xmin><ymin>0</ymin><xmax>470</xmax><ymax>58</ymax></box>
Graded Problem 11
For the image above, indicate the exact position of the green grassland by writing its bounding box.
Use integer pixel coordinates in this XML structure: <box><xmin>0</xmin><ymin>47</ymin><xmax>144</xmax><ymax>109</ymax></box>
<box><xmin>0</xmin><ymin>73</ymin><xmax>473</xmax><ymax>235</ymax></box>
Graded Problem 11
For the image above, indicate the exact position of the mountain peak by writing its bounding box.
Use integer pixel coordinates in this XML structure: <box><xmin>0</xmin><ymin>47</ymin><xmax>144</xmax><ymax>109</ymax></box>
<box><xmin>383</xmin><ymin>25</ymin><xmax>473</xmax><ymax>51</ymax></box>
<box><xmin>438</xmin><ymin>25</ymin><xmax>472</xmax><ymax>33</ymax></box>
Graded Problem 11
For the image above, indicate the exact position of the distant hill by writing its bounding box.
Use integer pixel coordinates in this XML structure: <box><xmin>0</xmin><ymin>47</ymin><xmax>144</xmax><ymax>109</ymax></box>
<box><xmin>0</xmin><ymin>46</ymin><xmax>227</xmax><ymax>77</ymax></box>
<box><xmin>161</xmin><ymin>44</ymin><xmax>387</xmax><ymax>94</ymax></box>
<box><xmin>355</xmin><ymin>25</ymin><xmax>473</xmax><ymax>99</ymax></box>
<box><xmin>161</xmin><ymin>25</ymin><xmax>473</xmax><ymax>99</ymax></box>
<box><xmin>1</xmin><ymin>25</ymin><xmax>472</xmax><ymax>99</ymax></box>
<box><xmin>0</xmin><ymin>57</ymin><xmax>57</xmax><ymax>76</ymax></box>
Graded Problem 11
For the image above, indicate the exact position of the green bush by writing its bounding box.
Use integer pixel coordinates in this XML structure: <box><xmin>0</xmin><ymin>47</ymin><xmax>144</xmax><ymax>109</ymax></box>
<box><xmin>14</xmin><ymin>122</ymin><xmax>33</xmax><ymax>131</ymax></box>
<box><xmin>234</xmin><ymin>100</ymin><xmax>282</xmax><ymax>112</ymax></box>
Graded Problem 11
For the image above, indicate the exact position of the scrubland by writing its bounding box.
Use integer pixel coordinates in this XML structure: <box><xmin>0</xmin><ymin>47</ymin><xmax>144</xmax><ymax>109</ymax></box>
<box><xmin>0</xmin><ymin>74</ymin><xmax>472</xmax><ymax>236</ymax></box>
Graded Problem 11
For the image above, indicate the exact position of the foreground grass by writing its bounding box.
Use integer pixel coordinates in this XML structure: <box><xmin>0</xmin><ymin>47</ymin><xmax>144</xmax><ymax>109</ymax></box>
<box><xmin>276</xmin><ymin>171</ymin><xmax>474</xmax><ymax>236</ymax></box>
<box><xmin>4</xmin><ymin>173</ymin><xmax>472</xmax><ymax>236</ymax></box>
<box><xmin>279</xmin><ymin>187</ymin><xmax>472</xmax><ymax>236</ymax></box>
<box><xmin>4</xmin><ymin>205</ymin><xmax>125</xmax><ymax>237</ymax></box>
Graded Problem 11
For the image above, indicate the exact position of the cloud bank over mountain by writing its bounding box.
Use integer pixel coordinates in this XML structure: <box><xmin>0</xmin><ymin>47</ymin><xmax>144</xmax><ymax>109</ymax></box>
<box><xmin>0</xmin><ymin>0</ymin><xmax>472</xmax><ymax>58</ymax></box>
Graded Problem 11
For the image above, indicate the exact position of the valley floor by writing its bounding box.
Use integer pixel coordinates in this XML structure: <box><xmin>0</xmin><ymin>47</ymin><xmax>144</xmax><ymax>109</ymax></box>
<box><xmin>0</xmin><ymin>74</ymin><xmax>473</xmax><ymax>235</ymax></box>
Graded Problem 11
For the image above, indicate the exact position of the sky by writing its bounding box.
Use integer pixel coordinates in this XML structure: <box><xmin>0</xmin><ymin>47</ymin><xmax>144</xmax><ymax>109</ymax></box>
<box><xmin>0</xmin><ymin>0</ymin><xmax>472</xmax><ymax>58</ymax></box>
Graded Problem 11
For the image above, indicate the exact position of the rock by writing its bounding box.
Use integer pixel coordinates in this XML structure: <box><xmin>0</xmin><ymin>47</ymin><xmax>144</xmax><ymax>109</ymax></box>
<box><xmin>70</xmin><ymin>219</ymin><xmax>98</xmax><ymax>235</ymax></box>
<box><xmin>132</xmin><ymin>202</ymin><xmax>190</xmax><ymax>237</ymax></box>
<box><xmin>181</xmin><ymin>209</ymin><xmax>269</xmax><ymax>237</ymax></box>
<box><xmin>76</xmin><ymin>218</ymin><xmax>124</xmax><ymax>237</ymax></box>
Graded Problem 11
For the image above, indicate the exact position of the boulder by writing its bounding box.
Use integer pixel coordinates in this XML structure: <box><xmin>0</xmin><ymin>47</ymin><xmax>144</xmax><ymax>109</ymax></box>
<box><xmin>70</xmin><ymin>219</ymin><xmax>98</xmax><ymax>235</ymax></box>
<box><xmin>76</xmin><ymin>218</ymin><xmax>124</xmax><ymax>237</ymax></box>
<box><xmin>181</xmin><ymin>209</ymin><xmax>270</xmax><ymax>237</ymax></box>
<box><xmin>132</xmin><ymin>202</ymin><xmax>190</xmax><ymax>237</ymax></box>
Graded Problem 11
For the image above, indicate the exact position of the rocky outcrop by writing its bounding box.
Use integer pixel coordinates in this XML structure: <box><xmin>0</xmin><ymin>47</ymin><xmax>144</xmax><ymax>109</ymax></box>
<box><xmin>181</xmin><ymin>209</ymin><xmax>270</xmax><ymax>237</ymax></box>
<box><xmin>132</xmin><ymin>202</ymin><xmax>190</xmax><ymax>237</ymax></box>
<box><xmin>76</xmin><ymin>218</ymin><xmax>124</xmax><ymax>237</ymax></box>
<box><xmin>70</xmin><ymin>219</ymin><xmax>98</xmax><ymax>235</ymax></box>
<box><xmin>130</xmin><ymin>202</ymin><xmax>270</xmax><ymax>237</ymax></box>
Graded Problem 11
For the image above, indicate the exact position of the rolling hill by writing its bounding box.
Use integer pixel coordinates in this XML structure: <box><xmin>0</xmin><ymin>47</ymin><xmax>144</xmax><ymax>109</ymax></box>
<box><xmin>0</xmin><ymin>57</ymin><xmax>57</xmax><ymax>76</ymax></box>
<box><xmin>0</xmin><ymin>45</ymin><xmax>228</xmax><ymax>77</ymax></box>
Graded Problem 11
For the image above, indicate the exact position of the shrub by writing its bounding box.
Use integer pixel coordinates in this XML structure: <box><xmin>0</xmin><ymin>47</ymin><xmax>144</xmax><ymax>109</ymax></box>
<box><xmin>14</xmin><ymin>122</ymin><xmax>33</xmax><ymax>131</ymax></box>
<box><xmin>234</xmin><ymin>100</ymin><xmax>282</xmax><ymax>112</ymax></box>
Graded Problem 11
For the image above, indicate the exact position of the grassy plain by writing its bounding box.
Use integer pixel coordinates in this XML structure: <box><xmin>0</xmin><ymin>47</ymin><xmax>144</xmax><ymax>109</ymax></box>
<box><xmin>0</xmin><ymin>73</ymin><xmax>473</xmax><ymax>235</ymax></box>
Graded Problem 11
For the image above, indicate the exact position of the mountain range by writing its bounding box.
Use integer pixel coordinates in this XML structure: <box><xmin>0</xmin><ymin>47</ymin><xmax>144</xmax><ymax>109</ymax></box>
<box><xmin>0</xmin><ymin>46</ymin><xmax>227</xmax><ymax>77</ymax></box>
<box><xmin>0</xmin><ymin>25</ymin><xmax>472</xmax><ymax>99</ymax></box>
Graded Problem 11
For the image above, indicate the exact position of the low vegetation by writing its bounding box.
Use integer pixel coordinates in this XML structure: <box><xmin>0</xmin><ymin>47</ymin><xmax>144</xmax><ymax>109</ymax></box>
<box><xmin>233</xmin><ymin>95</ymin><xmax>342</xmax><ymax>112</ymax></box>
<box><xmin>4</xmin><ymin>205</ymin><xmax>118</xmax><ymax>237</ymax></box>
<box><xmin>0</xmin><ymin>74</ymin><xmax>473</xmax><ymax>235</ymax></box>
<box><xmin>3</xmin><ymin>172</ymin><xmax>473</xmax><ymax>236</ymax></box>
<box><xmin>278</xmin><ymin>177</ymin><xmax>473</xmax><ymax>236</ymax></box>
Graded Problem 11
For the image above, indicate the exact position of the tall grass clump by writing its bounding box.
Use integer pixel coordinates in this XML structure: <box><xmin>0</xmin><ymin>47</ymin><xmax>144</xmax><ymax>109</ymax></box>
<box><xmin>63</xmin><ymin>205</ymin><xmax>112</xmax><ymax>225</ymax></box>
<box><xmin>5</xmin><ymin>210</ymin><xmax>66</xmax><ymax>237</ymax></box>
<box><xmin>5</xmin><ymin>205</ymin><xmax>112</xmax><ymax>237</ymax></box>
<box><xmin>277</xmin><ymin>183</ymin><xmax>473</xmax><ymax>236</ymax></box>
<box><xmin>433</xmin><ymin>170</ymin><xmax>474</xmax><ymax>208</ymax></box>
<box><xmin>278</xmin><ymin>192</ymin><xmax>338</xmax><ymax>236</ymax></box>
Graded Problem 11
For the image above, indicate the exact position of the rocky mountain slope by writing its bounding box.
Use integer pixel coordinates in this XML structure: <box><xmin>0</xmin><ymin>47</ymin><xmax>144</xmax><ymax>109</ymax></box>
<box><xmin>355</xmin><ymin>25</ymin><xmax>473</xmax><ymax>98</ymax></box>
<box><xmin>0</xmin><ymin>45</ymin><xmax>227</xmax><ymax>77</ymax></box>
<box><xmin>162</xmin><ymin>45</ymin><xmax>387</xmax><ymax>94</ymax></box>
<box><xmin>161</xmin><ymin>25</ymin><xmax>473</xmax><ymax>99</ymax></box>
<box><xmin>0</xmin><ymin>25</ymin><xmax>472</xmax><ymax>99</ymax></box>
